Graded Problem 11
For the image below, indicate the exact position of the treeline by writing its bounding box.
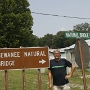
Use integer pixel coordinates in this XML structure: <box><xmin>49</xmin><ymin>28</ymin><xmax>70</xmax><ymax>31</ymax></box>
<box><xmin>0</xmin><ymin>0</ymin><xmax>90</xmax><ymax>48</ymax></box>
<box><xmin>33</xmin><ymin>22</ymin><xmax>90</xmax><ymax>49</ymax></box>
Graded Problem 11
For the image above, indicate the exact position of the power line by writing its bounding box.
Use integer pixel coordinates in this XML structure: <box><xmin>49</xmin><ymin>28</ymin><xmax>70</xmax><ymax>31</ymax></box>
<box><xmin>31</xmin><ymin>12</ymin><xmax>90</xmax><ymax>19</ymax></box>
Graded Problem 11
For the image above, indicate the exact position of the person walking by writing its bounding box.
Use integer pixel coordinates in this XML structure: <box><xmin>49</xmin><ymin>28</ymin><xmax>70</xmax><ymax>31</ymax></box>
<box><xmin>48</xmin><ymin>49</ymin><xmax>75</xmax><ymax>90</ymax></box>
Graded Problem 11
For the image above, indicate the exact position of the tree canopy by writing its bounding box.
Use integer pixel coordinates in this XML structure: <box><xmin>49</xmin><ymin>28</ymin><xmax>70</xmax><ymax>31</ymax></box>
<box><xmin>73</xmin><ymin>22</ymin><xmax>90</xmax><ymax>32</ymax></box>
<box><xmin>0</xmin><ymin>0</ymin><xmax>89</xmax><ymax>49</ymax></box>
<box><xmin>37</xmin><ymin>22</ymin><xmax>90</xmax><ymax>49</ymax></box>
<box><xmin>0</xmin><ymin>0</ymin><xmax>33</xmax><ymax>48</ymax></box>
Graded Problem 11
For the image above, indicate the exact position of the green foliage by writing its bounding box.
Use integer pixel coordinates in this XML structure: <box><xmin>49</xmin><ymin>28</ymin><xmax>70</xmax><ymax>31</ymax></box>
<box><xmin>73</xmin><ymin>22</ymin><xmax>90</xmax><ymax>32</ymax></box>
<box><xmin>38</xmin><ymin>31</ymin><xmax>76</xmax><ymax>49</ymax></box>
<box><xmin>41</xmin><ymin>31</ymin><xmax>76</xmax><ymax>49</ymax></box>
<box><xmin>37</xmin><ymin>22</ymin><xmax>90</xmax><ymax>49</ymax></box>
<box><xmin>53</xmin><ymin>31</ymin><xmax>66</xmax><ymax>48</ymax></box>
<box><xmin>38</xmin><ymin>34</ymin><xmax>54</xmax><ymax>48</ymax></box>
<box><xmin>0</xmin><ymin>0</ymin><xmax>33</xmax><ymax>48</ymax></box>
<box><xmin>32</xmin><ymin>35</ymin><xmax>40</xmax><ymax>47</ymax></box>
<box><xmin>64</xmin><ymin>38</ymin><xmax>76</xmax><ymax>47</ymax></box>
<box><xmin>1</xmin><ymin>1</ymin><xmax>90</xmax><ymax>49</ymax></box>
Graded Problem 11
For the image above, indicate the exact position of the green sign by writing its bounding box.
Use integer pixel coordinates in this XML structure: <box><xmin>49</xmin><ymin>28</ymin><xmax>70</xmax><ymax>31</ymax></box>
<box><xmin>65</xmin><ymin>32</ymin><xmax>90</xmax><ymax>38</ymax></box>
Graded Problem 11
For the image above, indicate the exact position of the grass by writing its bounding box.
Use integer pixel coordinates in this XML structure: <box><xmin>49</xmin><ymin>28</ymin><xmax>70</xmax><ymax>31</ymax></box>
<box><xmin>0</xmin><ymin>68</ymin><xmax>90</xmax><ymax>90</ymax></box>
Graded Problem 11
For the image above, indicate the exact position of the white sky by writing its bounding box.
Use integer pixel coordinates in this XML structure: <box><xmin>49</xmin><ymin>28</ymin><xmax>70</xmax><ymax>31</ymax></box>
<box><xmin>28</xmin><ymin>0</ymin><xmax>90</xmax><ymax>37</ymax></box>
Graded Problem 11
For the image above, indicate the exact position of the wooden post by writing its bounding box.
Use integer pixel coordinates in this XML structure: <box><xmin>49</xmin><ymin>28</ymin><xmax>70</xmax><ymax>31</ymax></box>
<box><xmin>38</xmin><ymin>69</ymin><xmax>41</xmax><ymax>90</ymax></box>
<box><xmin>22</xmin><ymin>69</ymin><xmax>26</xmax><ymax>90</ymax></box>
<box><xmin>5</xmin><ymin>70</ymin><xmax>8</xmax><ymax>90</ymax></box>
<box><xmin>78</xmin><ymin>39</ymin><xmax>87</xmax><ymax>90</ymax></box>
<box><xmin>20</xmin><ymin>46</ymin><xmax>26</xmax><ymax>90</ymax></box>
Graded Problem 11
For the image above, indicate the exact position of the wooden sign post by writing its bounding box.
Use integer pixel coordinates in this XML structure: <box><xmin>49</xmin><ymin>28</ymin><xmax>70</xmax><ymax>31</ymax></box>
<box><xmin>0</xmin><ymin>47</ymin><xmax>49</xmax><ymax>69</ymax></box>
<box><xmin>77</xmin><ymin>39</ymin><xmax>87</xmax><ymax>90</ymax></box>
<box><xmin>65</xmin><ymin>32</ymin><xmax>90</xmax><ymax>90</ymax></box>
<box><xmin>0</xmin><ymin>47</ymin><xmax>49</xmax><ymax>90</ymax></box>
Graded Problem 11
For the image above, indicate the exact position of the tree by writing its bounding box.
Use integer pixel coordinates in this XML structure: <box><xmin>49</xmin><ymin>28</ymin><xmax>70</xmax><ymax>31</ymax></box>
<box><xmin>73</xmin><ymin>22</ymin><xmax>90</xmax><ymax>32</ymax></box>
<box><xmin>53</xmin><ymin>31</ymin><xmax>76</xmax><ymax>48</ymax></box>
<box><xmin>53</xmin><ymin>31</ymin><xmax>65</xmax><ymax>48</ymax></box>
<box><xmin>38</xmin><ymin>34</ymin><xmax>54</xmax><ymax>48</ymax></box>
<box><xmin>0</xmin><ymin>0</ymin><xmax>33</xmax><ymax>48</ymax></box>
<box><xmin>32</xmin><ymin>35</ymin><xmax>40</xmax><ymax>47</ymax></box>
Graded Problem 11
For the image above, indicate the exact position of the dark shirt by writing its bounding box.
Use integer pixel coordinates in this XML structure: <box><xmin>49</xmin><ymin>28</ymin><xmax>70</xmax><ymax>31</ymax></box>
<box><xmin>48</xmin><ymin>58</ymin><xmax>72</xmax><ymax>86</ymax></box>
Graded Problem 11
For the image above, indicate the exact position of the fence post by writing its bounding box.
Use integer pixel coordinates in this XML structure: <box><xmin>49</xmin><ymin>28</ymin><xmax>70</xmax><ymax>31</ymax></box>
<box><xmin>38</xmin><ymin>69</ymin><xmax>42</xmax><ymax>90</ymax></box>
<box><xmin>5</xmin><ymin>70</ymin><xmax>8</xmax><ymax>90</ymax></box>
<box><xmin>22</xmin><ymin>69</ymin><xmax>26</xmax><ymax>90</ymax></box>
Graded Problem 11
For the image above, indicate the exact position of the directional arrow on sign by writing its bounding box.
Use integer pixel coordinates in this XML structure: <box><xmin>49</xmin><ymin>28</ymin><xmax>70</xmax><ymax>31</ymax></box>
<box><xmin>39</xmin><ymin>59</ymin><xmax>46</xmax><ymax>64</ymax></box>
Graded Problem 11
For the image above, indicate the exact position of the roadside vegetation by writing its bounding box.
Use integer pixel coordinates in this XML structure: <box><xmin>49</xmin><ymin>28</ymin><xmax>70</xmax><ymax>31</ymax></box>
<box><xmin>0</xmin><ymin>68</ymin><xmax>90</xmax><ymax>90</ymax></box>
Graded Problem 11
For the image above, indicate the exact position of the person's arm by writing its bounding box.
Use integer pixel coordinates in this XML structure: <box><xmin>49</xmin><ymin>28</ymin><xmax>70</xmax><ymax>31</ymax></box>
<box><xmin>48</xmin><ymin>70</ymin><xmax>52</xmax><ymax>90</ymax></box>
<box><xmin>65</xmin><ymin>64</ymin><xmax>75</xmax><ymax>79</ymax></box>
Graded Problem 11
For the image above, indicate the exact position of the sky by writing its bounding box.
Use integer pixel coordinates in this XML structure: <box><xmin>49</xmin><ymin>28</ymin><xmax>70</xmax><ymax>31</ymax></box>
<box><xmin>28</xmin><ymin>0</ymin><xmax>90</xmax><ymax>37</ymax></box>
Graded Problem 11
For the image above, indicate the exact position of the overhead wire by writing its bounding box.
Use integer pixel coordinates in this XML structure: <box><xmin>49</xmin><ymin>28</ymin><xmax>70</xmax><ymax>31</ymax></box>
<box><xmin>31</xmin><ymin>12</ymin><xmax>90</xmax><ymax>19</ymax></box>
